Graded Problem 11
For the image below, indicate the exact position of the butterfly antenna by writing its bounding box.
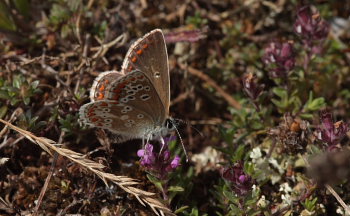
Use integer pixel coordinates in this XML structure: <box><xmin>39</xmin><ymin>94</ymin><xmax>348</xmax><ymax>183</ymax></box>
<box><xmin>172</xmin><ymin>119</ymin><xmax>189</xmax><ymax>162</ymax></box>
<box><xmin>173</xmin><ymin>118</ymin><xmax>204</xmax><ymax>138</ymax></box>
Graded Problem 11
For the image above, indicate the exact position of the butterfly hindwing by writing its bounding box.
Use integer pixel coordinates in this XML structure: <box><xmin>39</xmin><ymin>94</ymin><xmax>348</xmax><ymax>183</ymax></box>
<box><xmin>121</xmin><ymin>29</ymin><xmax>170</xmax><ymax>117</ymax></box>
<box><xmin>79</xmin><ymin>100</ymin><xmax>155</xmax><ymax>137</ymax></box>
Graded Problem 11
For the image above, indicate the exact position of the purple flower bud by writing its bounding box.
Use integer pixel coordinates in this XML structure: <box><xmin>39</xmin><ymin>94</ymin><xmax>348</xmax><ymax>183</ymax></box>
<box><xmin>222</xmin><ymin>162</ymin><xmax>254</xmax><ymax>196</ymax></box>
<box><xmin>262</xmin><ymin>41</ymin><xmax>295</xmax><ymax>77</ymax></box>
<box><xmin>137</xmin><ymin>149</ymin><xmax>145</xmax><ymax>157</ymax></box>
<box><xmin>238</xmin><ymin>175</ymin><xmax>247</xmax><ymax>183</ymax></box>
<box><xmin>170</xmin><ymin>156</ymin><xmax>181</xmax><ymax>169</ymax></box>
<box><xmin>317</xmin><ymin>110</ymin><xmax>349</xmax><ymax>148</ymax></box>
<box><xmin>242</xmin><ymin>73</ymin><xmax>263</xmax><ymax>101</ymax></box>
<box><xmin>294</xmin><ymin>5</ymin><xmax>330</xmax><ymax>41</ymax></box>
<box><xmin>164</xmin><ymin>29</ymin><xmax>206</xmax><ymax>43</ymax></box>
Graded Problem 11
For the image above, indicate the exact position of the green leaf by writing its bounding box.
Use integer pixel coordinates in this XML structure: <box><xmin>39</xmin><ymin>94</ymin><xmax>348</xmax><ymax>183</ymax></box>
<box><xmin>271</xmin><ymin>98</ymin><xmax>284</xmax><ymax>108</ymax></box>
<box><xmin>12</xmin><ymin>75</ymin><xmax>22</xmax><ymax>89</ymax></box>
<box><xmin>23</xmin><ymin>96</ymin><xmax>30</xmax><ymax>105</ymax></box>
<box><xmin>272</xmin><ymin>87</ymin><xmax>287</xmax><ymax>99</ymax></box>
<box><xmin>306</xmin><ymin>97</ymin><xmax>326</xmax><ymax>111</ymax></box>
<box><xmin>13</xmin><ymin>0</ymin><xmax>30</xmax><ymax>17</ymax></box>
<box><xmin>232</xmin><ymin>144</ymin><xmax>245</xmax><ymax>162</ymax></box>
<box><xmin>31</xmin><ymin>80</ymin><xmax>39</xmax><ymax>89</ymax></box>
<box><xmin>300</xmin><ymin>113</ymin><xmax>314</xmax><ymax>119</ymax></box>
<box><xmin>10</xmin><ymin>98</ymin><xmax>20</xmax><ymax>106</ymax></box>
<box><xmin>0</xmin><ymin>1</ymin><xmax>17</xmax><ymax>31</ymax></box>
<box><xmin>146</xmin><ymin>174</ymin><xmax>163</xmax><ymax>192</ymax></box>
<box><xmin>223</xmin><ymin>187</ymin><xmax>237</xmax><ymax>203</ymax></box>
<box><xmin>50</xmin><ymin>4</ymin><xmax>70</xmax><ymax>25</ymax></box>
<box><xmin>0</xmin><ymin>105</ymin><xmax>7</xmax><ymax>119</ymax></box>
<box><xmin>168</xmin><ymin>186</ymin><xmax>184</xmax><ymax>192</ymax></box>
<box><xmin>0</xmin><ymin>90</ymin><xmax>10</xmax><ymax>100</ymax></box>
<box><xmin>189</xmin><ymin>208</ymin><xmax>199</xmax><ymax>216</ymax></box>
<box><xmin>174</xmin><ymin>206</ymin><xmax>189</xmax><ymax>214</ymax></box>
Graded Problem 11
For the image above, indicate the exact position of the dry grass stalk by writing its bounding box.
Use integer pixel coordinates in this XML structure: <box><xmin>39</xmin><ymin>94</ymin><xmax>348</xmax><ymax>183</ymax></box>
<box><xmin>0</xmin><ymin>119</ymin><xmax>174</xmax><ymax>216</ymax></box>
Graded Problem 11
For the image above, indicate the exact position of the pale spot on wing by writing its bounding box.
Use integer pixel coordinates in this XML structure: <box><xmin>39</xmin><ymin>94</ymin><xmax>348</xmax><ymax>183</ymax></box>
<box><xmin>121</xmin><ymin>115</ymin><xmax>129</xmax><ymax>120</ymax></box>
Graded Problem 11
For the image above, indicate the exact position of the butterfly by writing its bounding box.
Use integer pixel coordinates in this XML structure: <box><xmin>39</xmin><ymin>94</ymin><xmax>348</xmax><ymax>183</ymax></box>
<box><xmin>79</xmin><ymin>29</ymin><xmax>175</xmax><ymax>143</ymax></box>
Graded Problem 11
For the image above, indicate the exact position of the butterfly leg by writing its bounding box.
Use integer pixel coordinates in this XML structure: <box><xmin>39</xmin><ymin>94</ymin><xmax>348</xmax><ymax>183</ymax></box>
<box><xmin>159</xmin><ymin>136</ymin><xmax>166</xmax><ymax>155</ymax></box>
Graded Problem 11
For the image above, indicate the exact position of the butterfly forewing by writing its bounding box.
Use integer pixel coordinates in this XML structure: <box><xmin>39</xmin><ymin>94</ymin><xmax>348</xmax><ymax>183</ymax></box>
<box><xmin>121</xmin><ymin>29</ymin><xmax>170</xmax><ymax>117</ymax></box>
<box><xmin>79</xmin><ymin>100</ymin><xmax>155</xmax><ymax>137</ymax></box>
<box><xmin>104</xmin><ymin>70</ymin><xmax>166</xmax><ymax>125</ymax></box>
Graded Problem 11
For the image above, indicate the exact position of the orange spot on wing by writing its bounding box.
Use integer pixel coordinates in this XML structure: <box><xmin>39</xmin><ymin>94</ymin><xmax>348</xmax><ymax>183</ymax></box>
<box><xmin>105</xmin><ymin>79</ymin><xmax>109</xmax><ymax>84</ymax></box>
<box><xmin>100</xmin><ymin>102</ymin><xmax>108</xmax><ymax>106</ymax></box>
<box><xmin>136</xmin><ymin>49</ymin><xmax>143</xmax><ymax>55</ymax></box>
<box><xmin>143</xmin><ymin>44</ymin><xmax>148</xmax><ymax>49</ymax></box>
<box><xmin>128</xmin><ymin>65</ymin><xmax>133</xmax><ymax>72</ymax></box>
<box><xmin>131</xmin><ymin>56</ymin><xmax>137</xmax><ymax>63</ymax></box>
<box><xmin>97</xmin><ymin>93</ymin><xmax>104</xmax><ymax>100</ymax></box>
<box><xmin>88</xmin><ymin>108</ymin><xmax>95</xmax><ymax>114</ymax></box>
<box><xmin>91</xmin><ymin>117</ymin><xmax>99</xmax><ymax>122</ymax></box>
<box><xmin>99</xmin><ymin>84</ymin><xmax>105</xmax><ymax>92</ymax></box>
<box><xmin>88</xmin><ymin>112</ymin><xmax>96</xmax><ymax>117</ymax></box>
<box><xmin>97</xmin><ymin>123</ymin><xmax>103</xmax><ymax>126</ymax></box>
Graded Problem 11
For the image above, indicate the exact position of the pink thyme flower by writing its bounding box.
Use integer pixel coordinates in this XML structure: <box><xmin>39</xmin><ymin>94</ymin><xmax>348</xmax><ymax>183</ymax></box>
<box><xmin>222</xmin><ymin>162</ymin><xmax>254</xmax><ymax>196</ymax></box>
<box><xmin>317</xmin><ymin>110</ymin><xmax>349</xmax><ymax>150</ymax></box>
<box><xmin>294</xmin><ymin>5</ymin><xmax>330</xmax><ymax>41</ymax></box>
<box><xmin>262</xmin><ymin>41</ymin><xmax>295</xmax><ymax>78</ymax></box>
<box><xmin>138</xmin><ymin>136</ymin><xmax>181</xmax><ymax>179</ymax></box>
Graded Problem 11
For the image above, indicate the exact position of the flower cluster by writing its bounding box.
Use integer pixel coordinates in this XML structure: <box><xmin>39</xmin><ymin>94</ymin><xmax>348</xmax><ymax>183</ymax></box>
<box><xmin>317</xmin><ymin>110</ymin><xmax>349</xmax><ymax>150</ymax></box>
<box><xmin>137</xmin><ymin>137</ymin><xmax>181</xmax><ymax>179</ymax></box>
<box><xmin>222</xmin><ymin>162</ymin><xmax>254</xmax><ymax>196</ymax></box>
<box><xmin>262</xmin><ymin>41</ymin><xmax>295</xmax><ymax>78</ymax></box>
<box><xmin>294</xmin><ymin>5</ymin><xmax>329</xmax><ymax>42</ymax></box>
<box><xmin>294</xmin><ymin>5</ymin><xmax>330</xmax><ymax>62</ymax></box>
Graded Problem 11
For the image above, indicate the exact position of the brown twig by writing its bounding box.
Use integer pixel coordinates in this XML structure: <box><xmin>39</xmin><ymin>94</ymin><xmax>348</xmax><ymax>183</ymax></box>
<box><xmin>178</xmin><ymin>63</ymin><xmax>242</xmax><ymax>110</ymax></box>
<box><xmin>325</xmin><ymin>184</ymin><xmax>350</xmax><ymax>214</ymax></box>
